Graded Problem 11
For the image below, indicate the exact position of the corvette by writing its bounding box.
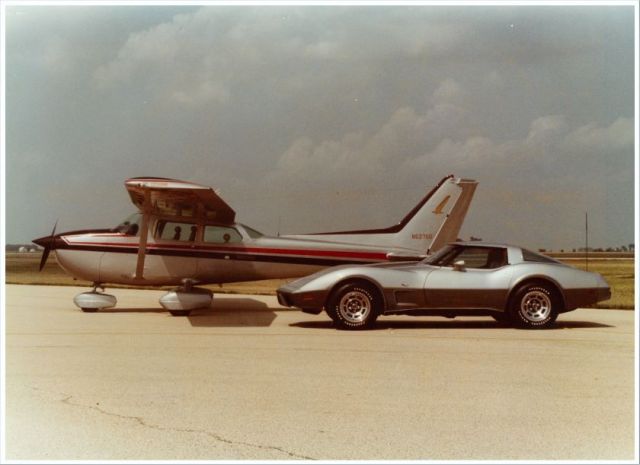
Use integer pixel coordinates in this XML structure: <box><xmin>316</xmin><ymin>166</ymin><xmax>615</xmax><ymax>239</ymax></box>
<box><xmin>277</xmin><ymin>242</ymin><xmax>611</xmax><ymax>329</ymax></box>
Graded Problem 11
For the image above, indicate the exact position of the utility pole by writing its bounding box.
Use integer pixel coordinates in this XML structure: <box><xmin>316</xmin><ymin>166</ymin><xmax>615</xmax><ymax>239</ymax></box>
<box><xmin>585</xmin><ymin>211</ymin><xmax>589</xmax><ymax>271</ymax></box>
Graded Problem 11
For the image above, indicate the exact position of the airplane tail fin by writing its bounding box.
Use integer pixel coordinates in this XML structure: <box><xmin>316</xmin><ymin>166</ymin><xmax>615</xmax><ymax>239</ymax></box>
<box><xmin>306</xmin><ymin>175</ymin><xmax>477</xmax><ymax>254</ymax></box>
<box><xmin>393</xmin><ymin>175</ymin><xmax>478</xmax><ymax>253</ymax></box>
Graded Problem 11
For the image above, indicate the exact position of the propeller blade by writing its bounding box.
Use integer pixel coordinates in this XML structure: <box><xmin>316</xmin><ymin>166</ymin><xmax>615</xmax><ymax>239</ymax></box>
<box><xmin>37</xmin><ymin>220</ymin><xmax>58</xmax><ymax>272</ymax></box>
<box><xmin>38</xmin><ymin>248</ymin><xmax>51</xmax><ymax>272</ymax></box>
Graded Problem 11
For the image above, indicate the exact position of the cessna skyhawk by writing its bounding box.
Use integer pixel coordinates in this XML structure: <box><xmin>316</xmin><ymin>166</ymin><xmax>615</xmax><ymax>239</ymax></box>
<box><xmin>33</xmin><ymin>175</ymin><xmax>477</xmax><ymax>315</ymax></box>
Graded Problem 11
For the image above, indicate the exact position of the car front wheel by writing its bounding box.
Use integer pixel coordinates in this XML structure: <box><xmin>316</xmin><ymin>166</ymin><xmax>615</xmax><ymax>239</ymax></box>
<box><xmin>326</xmin><ymin>283</ymin><xmax>380</xmax><ymax>330</ymax></box>
<box><xmin>509</xmin><ymin>284</ymin><xmax>559</xmax><ymax>329</ymax></box>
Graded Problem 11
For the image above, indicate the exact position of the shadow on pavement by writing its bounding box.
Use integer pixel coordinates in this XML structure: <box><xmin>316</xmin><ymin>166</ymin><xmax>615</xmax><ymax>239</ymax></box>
<box><xmin>96</xmin><ymin>297</ymin><xmax>291</xmax><ymax>328</ymax></box>
<box><xmin>187</xmin><ymin>297</ymin><xmax>283</xmax><ymax>327</ymax></box>
<box><xmin>98</xmin><ymin>307</ymin><xmax>167</xmax><ymax>314</ymax></box>
<box><xmin>290</xmin><ymin>318</ymin><xmax>614</xmax><ymax>330</ymax></box>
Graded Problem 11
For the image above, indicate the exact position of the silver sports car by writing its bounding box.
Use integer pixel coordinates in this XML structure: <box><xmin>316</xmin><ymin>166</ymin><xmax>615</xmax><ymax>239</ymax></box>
<box><xmin>277</xmin><ymin>242</ymin><xmax>611</xmax><ymax>329</ymax></box>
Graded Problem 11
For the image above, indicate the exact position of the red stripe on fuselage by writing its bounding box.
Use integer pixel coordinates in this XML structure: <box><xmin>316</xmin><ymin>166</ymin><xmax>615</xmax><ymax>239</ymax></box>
<box><xmin>62</xmin><ymin>238</ymin><xmax>388</xmax><ymax>261</ymax></box>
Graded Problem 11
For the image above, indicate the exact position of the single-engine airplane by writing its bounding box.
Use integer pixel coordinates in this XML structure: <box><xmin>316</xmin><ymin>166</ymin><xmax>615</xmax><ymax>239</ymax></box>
<box><xmin>33</xmin><ymin>175</ymin><xmax>477</xmax><ymax>316</ymax></box>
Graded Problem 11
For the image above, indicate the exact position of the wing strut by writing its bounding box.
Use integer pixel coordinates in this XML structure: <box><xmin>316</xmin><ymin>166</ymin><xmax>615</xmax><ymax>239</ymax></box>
<box><xmin>135</xmin><ymin>190</ymin><xmax>151</xmax><ymax>279</ymax></box>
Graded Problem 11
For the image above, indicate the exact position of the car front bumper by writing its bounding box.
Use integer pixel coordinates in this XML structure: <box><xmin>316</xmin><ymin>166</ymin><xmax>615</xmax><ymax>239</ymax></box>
<box><xmin>276</xmin><ymin>289</ymin><xmax>326</xmax><ymax>313</ymax></box>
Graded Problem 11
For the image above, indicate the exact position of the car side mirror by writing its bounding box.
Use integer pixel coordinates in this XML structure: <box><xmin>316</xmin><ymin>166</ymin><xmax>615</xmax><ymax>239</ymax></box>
<box><xmin>453</xmin><ymin>260</ymin><xmax>466</xmax><ymax>271</ymax></box>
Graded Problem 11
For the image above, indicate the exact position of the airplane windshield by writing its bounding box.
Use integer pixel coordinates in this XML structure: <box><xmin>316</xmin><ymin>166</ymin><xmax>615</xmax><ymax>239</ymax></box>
<box><xmin>113</xmin><ymin>213</ymin><xmax>142</xmax><ymax>236</ymax></box>
<box><xmin>241</xmin><ymin>224</ymin><xmax>264</xmax><ymax>239</ymax></box>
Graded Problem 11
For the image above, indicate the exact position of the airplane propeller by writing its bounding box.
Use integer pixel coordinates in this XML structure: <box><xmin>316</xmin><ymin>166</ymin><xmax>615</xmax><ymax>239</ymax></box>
<box><xmin>34</xmin><ymin>220</ymin><xmax>58</xmax><ymax>271</ymax></box>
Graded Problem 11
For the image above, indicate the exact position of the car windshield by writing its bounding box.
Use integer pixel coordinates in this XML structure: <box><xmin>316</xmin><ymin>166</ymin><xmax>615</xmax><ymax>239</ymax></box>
<box><xmin>422</xmin><ymin>245</ymin><xmax>457</xmax><ymax>265</ymax></box>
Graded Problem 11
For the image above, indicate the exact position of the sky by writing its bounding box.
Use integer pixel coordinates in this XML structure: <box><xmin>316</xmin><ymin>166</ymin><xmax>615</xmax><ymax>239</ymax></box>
<box><xmin>2</xmin><ymin>3</ymin><xmax>637</xmax><ymax>251</ymax></box>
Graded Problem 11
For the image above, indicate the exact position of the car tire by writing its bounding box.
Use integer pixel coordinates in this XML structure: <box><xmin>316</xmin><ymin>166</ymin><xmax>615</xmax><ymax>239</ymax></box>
<box><xmin>509</xmin><ymin>283</ymin><xmax>559</xmax><ymax>329</ymax></box>
<box><xmin>326</xmin><ymin>282</ymin><xmax>380</xmax><ymax>330</ymax></box>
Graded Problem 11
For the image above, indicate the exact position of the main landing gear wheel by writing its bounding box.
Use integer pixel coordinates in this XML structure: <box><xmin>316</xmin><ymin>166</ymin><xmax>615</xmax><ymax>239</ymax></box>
<box><xmin>326</xmin><ymin>282</ymin><xmax>380</xmax><ymax>330</ymax></box>
<box><xmin>509</xmin><ymin>283</ymin><xmax>559</xmax><ymax>329</ymax></box>
<box><xmin>159</xmin><ymin>282</ymin><xmax>212</xmax><ymax>316</ymax></box>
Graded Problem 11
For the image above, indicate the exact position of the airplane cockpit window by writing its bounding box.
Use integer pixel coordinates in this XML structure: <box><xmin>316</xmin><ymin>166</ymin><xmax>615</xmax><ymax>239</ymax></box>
<box><xmin>156</xmin><ymin>220</ymin><xmax>197</xmax><ymax>241</ymax></box>
<box><xmin>204</xmin><ymin>226</ymin><xmax>242</xmax><ymax>244</ymax></box>
<box><xmin>114</xmin><ymin>213</ymin><xmax>142</xmax><ymax>236</ymax></box>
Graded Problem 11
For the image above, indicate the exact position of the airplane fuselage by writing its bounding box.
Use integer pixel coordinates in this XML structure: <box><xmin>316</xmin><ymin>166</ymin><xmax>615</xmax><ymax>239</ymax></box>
<box><xmin>51</xmin><ymin>221</ymin><xmax>404</xmax><ymax>287</ymax></box>
<box><xmin>33</xmin><ymin>175</ymin><xmax>477</xmax><ymax>314</ymax></box>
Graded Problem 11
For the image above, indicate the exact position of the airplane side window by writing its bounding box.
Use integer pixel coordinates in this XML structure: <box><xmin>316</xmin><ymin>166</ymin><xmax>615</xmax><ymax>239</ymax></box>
<box><xmin>204</xmin><ymin>226</ymin><xmax>242</xmax><ymax>244</ymax></box>
<box><xmin>157</xmin><ymin>221</ymin><xmax>197</xmax><ymax>241</ymax></box>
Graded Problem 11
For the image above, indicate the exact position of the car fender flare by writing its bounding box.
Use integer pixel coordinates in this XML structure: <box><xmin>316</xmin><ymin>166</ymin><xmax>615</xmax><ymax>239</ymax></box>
<box><xmin>506</xmin><ymin>274</ymin><xmax>567</xmax><ymax>312</ymax></box>
<box><xmin>327</xmin><ymin>275</ymin><xmax>387</xmax><ymax>312</ymax></box>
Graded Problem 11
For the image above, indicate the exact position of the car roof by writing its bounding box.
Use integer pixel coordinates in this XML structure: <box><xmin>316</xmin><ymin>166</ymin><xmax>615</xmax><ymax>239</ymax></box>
<box><xmin>450</xmin><ymin>241</ymin><xmax>520</xmax><ymax>249</ymax></box>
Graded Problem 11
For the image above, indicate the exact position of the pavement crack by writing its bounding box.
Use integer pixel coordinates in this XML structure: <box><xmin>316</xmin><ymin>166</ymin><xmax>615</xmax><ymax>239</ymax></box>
<box><xmin>49</xmin><ymin>389</ymin><xmax>314</xmax><ymax>460</ymax></box>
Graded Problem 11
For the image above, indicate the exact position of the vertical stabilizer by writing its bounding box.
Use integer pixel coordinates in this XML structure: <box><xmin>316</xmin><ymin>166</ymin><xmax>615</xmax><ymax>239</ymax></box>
<box><xmin>299</xmin><ymin>175</ymin><xmax>477</xmax><ymax>254</ymax></box>
<box><xmin>390</xmin><ymin>176</ymin><xmax>477</xmax><ymax>253</ymax></box>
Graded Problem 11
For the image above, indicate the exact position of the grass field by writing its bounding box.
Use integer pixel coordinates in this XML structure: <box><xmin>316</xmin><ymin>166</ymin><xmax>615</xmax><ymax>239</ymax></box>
<box><xmin>4</xmin><ymin>253</ymin><xmax>293</xmax><ymax>295</ymax></box>
<box><xmin>5</xmin><ymin>252</ymin><xmax>635</xmax><ymax>309</ymax></box>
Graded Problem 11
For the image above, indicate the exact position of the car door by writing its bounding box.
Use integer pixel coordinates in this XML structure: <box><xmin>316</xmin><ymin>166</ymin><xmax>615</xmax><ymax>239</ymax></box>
<box><xmin>423</xmin><ymin>246</ymin><xmax>513</xmax><ymax>310</ymax></box>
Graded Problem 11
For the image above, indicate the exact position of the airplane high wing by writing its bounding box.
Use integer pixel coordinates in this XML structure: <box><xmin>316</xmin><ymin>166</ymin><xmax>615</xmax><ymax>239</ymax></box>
<box><xmin>33</xmin><ymin>175</ymin><xmax>478</xmax><ymax>316</ymax></box>
<box><xmin>125</xmin><ymin>177</ymin><xmax>236</xmax><ymax>223</ymax></box>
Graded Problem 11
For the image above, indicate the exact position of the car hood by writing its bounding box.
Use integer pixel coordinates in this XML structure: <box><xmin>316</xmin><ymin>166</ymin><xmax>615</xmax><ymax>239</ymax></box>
<box><xmin>280</xmin><ymin>260</ymin><xmax>429</xmax><ymax>293</ymax></box>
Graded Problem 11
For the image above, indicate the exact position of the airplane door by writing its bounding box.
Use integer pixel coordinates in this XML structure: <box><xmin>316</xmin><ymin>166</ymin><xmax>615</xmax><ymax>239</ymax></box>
<box><xmin>423</xmin><ymin>246</ymin><xmax>513</xmax><ymax>310</ymax></box>
<box><xmin>196</xmin><ymin>225</ymin><xmax>242</xmax><ymax>282</ymax></box>
<box><xmin>147</xmin><ymin>219</ymin><xmax>199</xmax><ymax>281</ymax></box>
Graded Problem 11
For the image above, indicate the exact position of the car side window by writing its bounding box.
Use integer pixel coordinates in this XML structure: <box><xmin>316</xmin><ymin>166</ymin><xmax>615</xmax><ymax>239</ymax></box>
<box><xmin>444</xmin><ymin>247</ymin><xmax>507</xmax><ymax>269</ymax></box>
<box><xmin>203</xmin><ymin>226</ymin><xmax>242</xmax><ymax>244</ymax></box>
<box><xmin>522</xmin><ymin>249</ymin><xmax>559</xmax><ymax>264</ymax></box>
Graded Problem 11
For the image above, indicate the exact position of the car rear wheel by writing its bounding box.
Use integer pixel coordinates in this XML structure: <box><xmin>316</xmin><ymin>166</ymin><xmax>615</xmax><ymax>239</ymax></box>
<box><xmin>509</xmin><ymin>283</ymin><xmax>559</xmax><ymax>329</ymax></box>
<box><xmin>326</xmin><ymin>282</ymin><xmax>380</xmax><ymax>330</ymax></box>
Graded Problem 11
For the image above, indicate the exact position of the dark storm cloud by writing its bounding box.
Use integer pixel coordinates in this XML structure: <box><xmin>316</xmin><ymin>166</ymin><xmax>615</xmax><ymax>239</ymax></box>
<box><xmin>4</xmin><ymin>4</ymin><xmax>635</xmax><ymax>251</ymax></box>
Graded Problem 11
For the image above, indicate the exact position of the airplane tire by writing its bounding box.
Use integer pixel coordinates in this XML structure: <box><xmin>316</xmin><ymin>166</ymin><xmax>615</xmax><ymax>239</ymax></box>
<box><xmin>509</xmin><ymin>283</ymin><xmax>559</xmax><ymax>329</ymax></box>
<box><xmin>326</xmin><ymin>282</ymin><xmax>380</xmax><ymax>330</ymax></box>
<box><xmin>80</xmin><ymin>307</ymin><xmax>99</xmax><ymax>313</ymax></box>
<box><xmin>169</xmin><ymin>310</ymin><xmax>192</xmax><ymax>317</ymax></box>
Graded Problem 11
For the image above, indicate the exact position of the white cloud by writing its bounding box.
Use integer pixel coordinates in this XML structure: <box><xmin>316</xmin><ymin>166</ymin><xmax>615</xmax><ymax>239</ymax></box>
<box><xmin>259</xmin><ymin>78</ymin><xmax>633</xmax><ymax>246</ymax></box>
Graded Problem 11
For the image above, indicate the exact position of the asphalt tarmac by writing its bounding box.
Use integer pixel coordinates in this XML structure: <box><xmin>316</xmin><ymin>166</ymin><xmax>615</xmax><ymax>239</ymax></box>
<box><xmin>4</xmin><ymin>284</ymin><xmax>637</xmax><ymax>460</ymax></box>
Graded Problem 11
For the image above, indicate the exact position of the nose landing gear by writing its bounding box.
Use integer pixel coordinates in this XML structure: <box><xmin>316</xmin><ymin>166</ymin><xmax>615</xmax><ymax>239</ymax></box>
<box><xmin>73</xmin><ymin>283</ymin><xmax>117</xmax><ymax>312</ymax></box>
